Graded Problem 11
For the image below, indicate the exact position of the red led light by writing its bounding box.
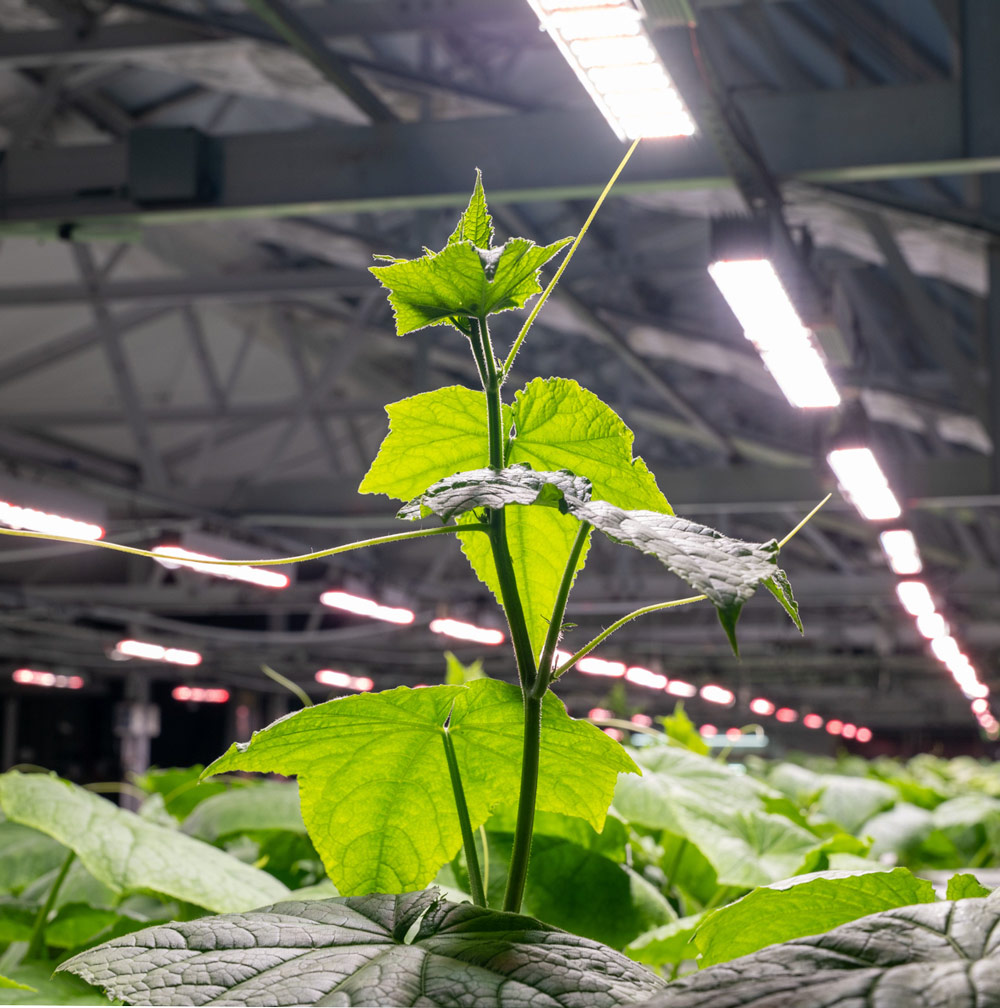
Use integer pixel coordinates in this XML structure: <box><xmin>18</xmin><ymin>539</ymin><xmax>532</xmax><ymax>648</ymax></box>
<box><xmin>12</xmin><ymin>668</ymin><xmax>83</xmax><ymax>689</ymax></box>
<box><xmin>700</xmin><ymin>724</ymin><xmax>717</xmax><ymax>736</ymax></box>
<box><xmin>855</xmin><ymin>727</ymin><xmax>873</xmax><ymax>743</ymax></box>
<box><xmin>841</xmin><ymin>723</ymin><xmax>857</xmax><ymax>739</ymax></box>
<box><xmin>826</xmin><ymin>719</ymin><xmax>844</xmax><ymax>735</ymax></box>
<box><xmin>803</xmin><ymin>713</ymin><xmax>824</xmax><ymax>730</ymax></box>
<box><xmin>172</xmin><ymin>686</ymin><xmax>229</xmax><ymax>703</ymax></box>
<box><xmin>775</xmin><ymin>707</ymin><xmax>798</xmax><ymax>723</ymax></box>
<box><xmin>725</xmin><ymin>727</ymin><xmax>742</xmax><ymax>741</ymax></box>
<box><xmin>749</xmin><ymin>698</ymin><xmax>775</xmax><ymax>716</ymax></box>
<box><xmin>315</xmin><ymin>669</ymin><xmax>374</xmax><ymax>692</ymax></box>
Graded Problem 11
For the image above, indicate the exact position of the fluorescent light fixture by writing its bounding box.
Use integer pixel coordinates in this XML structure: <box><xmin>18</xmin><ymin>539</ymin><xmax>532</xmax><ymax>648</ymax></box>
<box><xmin>855</xmin><ymin>727</ymin><xmax>872</xmax><ymax>743</ymax></box>
<box><xmin>930</xmin><ymin>635</ymin><xmax>962</xmax><ymax>664</ymax></box>
<box><xmin>154</xmin><ymin>545</ymin><xmax>289</xmax><ymax>589</ymax></box>
<box><xmin>319</xmin><ymin>590</ymin><xmax>414</xmax><ymax>625</ymax></box>
<box><xmin>0</xmin><ymin>500</ymin><xmax>104</xmax><ymax>540</ymax></box>
<box><xmin>172</xmin><ymin>686</ymin><xmax>229</xmax><ymax>703</ymax></box>
<box><xmin>113</xmin><ymin>639</ymin><xmax>202</xmax><ymax>666</ymax></box>
<box><xmin>315</xmin><ymin>669</ymin><xmax>374</xmax><ymax>692</ymax></box>
<box><xmin>700</xmin><ymin>684</ymin><xmax>734</xmax><ymax>705</ymax></box>
<box><xmin>826</xmin><ymin>447</ymin><xmax>901</xmax><ymax>521</ymax></box>
<box><xmin>625</xmin><ymin>665</ymin><xmax>667</xmax><ymax>689</ymax></box>
<box><xmin>577</xmin><ymin>656</ymin><xmax>626</xmax><ymax>677</ymax></box>
<box><xmin>429</xmin><ymin>618</ymin><xmax>504</xmax><ymax>646</ymax></box>
<box><xmin>666</xmin><ymin>679</ymin><xmax>696</xmax><ymax>697</ymax></box>
<box><xmin>774</xmin><ymin>707</ymin><xmax>798</xmax><ymax>723</ymax></box>
<box><xmin>707</xmin><ymin>259</ymin><xmax>840</xmax><ymax>409</ymax></box>
<box><xmin>527</xmin><ymin>0</ymin><xmax>695</xmax><ymax>140</ymax></box>
<box><xmin>825</xmin><ymin>719</ymin><xmax>844</xmax><ymax>736</ymax></box>
<box><xmin>896</xmin><ymin>581</ymin><xmax>934</xmax><ymax>617</ymax></box>
<box><xmin>749</xmin><ymin>697</ymin><xmax>775</xmax><ymax>716</ymax></box>
<box><xmin>915</xmin><ymin>612</ymin><xmax>948</xmax><ymax>640</ymax></box>
<box><xmin>879</xmin><ymin>529</ymin><xmax>922</xmax><ymax>575</ymax></box>
<box><xmin>13</xmin><ymin>668</ymin><xmax>83</xmax><ymax>689</ymax></box>
<box><xmin>803</xmin><ymin>713</ymin><xmax>824</xmax><ymax>729</ymax></box>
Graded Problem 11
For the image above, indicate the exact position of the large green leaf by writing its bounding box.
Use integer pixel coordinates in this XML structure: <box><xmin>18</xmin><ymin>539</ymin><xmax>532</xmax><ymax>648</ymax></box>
<box><xmin>182</xmin><ymin>781</ymin><xmax>305</xmax><ymax>841</ymax></box>
<box><xmin>0</xmin><ymin>962</ymin><xmax>106</xmax><ymax>1005</ymax></box>
<box><xmin>0</xmin><ymin>772</ymin><xmax>288</xmax><ymax>913</ymax></box>
<box><xmin>695</xmin><ymin>867</ymin><xmax>938</xmax><ymax>966</ymax></box>
<box><xmin>625</xmin><ymin>915</ymin><xmax>703</xmax><ymax>968</ymax></box>
<box><xmin>205</xmin><ymin>679</ymin><xmax>637</xmax><ymax>896</ymax></box>
<box><xmin>815</xmin><ymin>775</ymin><xmax>896</xmax><ymax>834</ymax></box>
<box><xmin>861</xmin><ymin>802</ymin><xmax>935</xmax><ymax>859</ymax></box>
<box><xmin>370</xmin><ymin>236</ymin><xmax>571</xmax><ymax>337</ymax></box>
<box><xmin>947</xmin><ymin>873</ymin><xmax>992</xmax><ymax>899</ymax></box>
<box><xmin>0</xmin><ymin>820</ymin><xmax>67</xmax><ymax>895</ymax></box>
<box><xmin>132</xmin><ymin>765</ymin><xmax>233</xmax><ymax>819</ymax></box>
<box><xmin>61</xmin><ymin>891</ymin><xmax>665</xmax><ymax>1007</ymax></box>
<box><xmin>630</xmin><ymin>896</ymin><xmax>1000</xmax><ymax>1007</ymax></box>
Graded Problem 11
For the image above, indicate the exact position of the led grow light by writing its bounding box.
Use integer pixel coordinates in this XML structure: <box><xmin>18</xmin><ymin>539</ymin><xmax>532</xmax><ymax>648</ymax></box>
<box><xmin>153</xmin><ymin>545</ymin><xmax>289</xmax><ymax>589</ymax></box>
<box><xmin>775</xmin><ymin>707</ymin><xmax>798</xmax><ymax>723</ymax></box>
<box><xmin>665</xmin><ymin>679</ymin><xmax>696</xmax><ymax>697</ymax></box>
<box><xmin>625</xmin><ymin>665</ymin><xmax>667</xmax><ymax>689</ymax></box>
<box><xmin>429</xmin><ymin>618</ymin><xmax>504</xmax><ymax>646</ymax></box>
<box><xmin>113</xmin><ymin>639</ymin><xmax>202</xmax><ymax>666</ymax></box>
<box><xmin>319</xmin><ymin>590</ymin><xmax>414</xmax><ymax>625</ymax></box>
<box><xmin>802</xmin><ymin>713</ymin><xmax>824</xmax><ymax>729</ymax></box>
<box><xmin>855</xmin><ymin>727</ymin><xmax>872</xmax><ymax>743</ymax></box>
<box><xmin>930</xmin><ymin>635</ymin><xmax>962</xmax><ymax>664</ymax></box>
<box><xmin>879</xmin><ymin>529</ymin><xmax>922</xmax><ymax>576</ymax></box>
<box><xmin>0</xmin><ymin>500</ymin><xmax>104</xmax><ymax>540</ymax></box>
<box><xmin>972</xmin><ymin>698</ymin><xmax>990</xmax><ymax>715</ymax></box>
<box><xmin>12</xmin><ymin>668</ymin><xmax>83</xmax><ymax>689</ymax></box>
<box><xmin>825</xmin><ymin>719</ymin><xmax>844</xmax><ymax>736</ymax></box>
<box><xmin>841</xmin><ymin>723</ymin><xmax>857</xmax><ymax>739</ymax></box>
<box><xmin>700</xmin><ymin>724</ymin><xmax>717</xmax><ymax>736</ymax></box>
<box><xmin>916</xmin><ymin>612</ymin><xmax>948</xmax><ymax>640</ymax></box>
<box><xmin>315</xmin><ymin>669</ymin><xmax>374</xmax><ymax>692</ymax></box>
<box><xmin>577</xmin><ymin>655</ymin><xmax>626</xmax><ymax>676</ymax></box>
<box><xmin>700</xmin><ymin>684</ymin><xmax>734</xmax><ymax>705</ymax></box>
<box><xmin>707</xmin><ymin>259</ymin><xmax>840</xmax><ymax>409</ymax></box>
<box><xmin>588</xmin><ymin>707</ymin><xmax>615</xmax><ymax>720</ymax></box>
<box><xmin>826</xmin><ymin>447</ymin><xmax>901</xmax><ymax>521</ymax></box>
<box><xmin>631</xmin><ymin>713</ymin><xmax>653</xmax><ymax>727</ymax></box>
<box><xmin>172</xmin><ymin>686</ymin><xmax>229</xmax><ymax>703</ymax></box>
<box><xmin>896</xmin><ymin>581</ymin><xmax>935</xmax><ymax>617</ymax></box>
<box><xmin>526</xmin><ymin>0</ymin><xmax>695</xmax><ymax>140</ymax></box>
<box><xmin>749</xmin><ymin>697</ymin><xmax>775</xmax><ymax>716</ymax></box>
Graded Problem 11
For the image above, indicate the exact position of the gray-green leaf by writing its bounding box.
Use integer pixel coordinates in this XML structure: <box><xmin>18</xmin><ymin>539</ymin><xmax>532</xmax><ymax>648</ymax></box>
<box><xmin>182</xmin><ymin>781</ymin><xmax>305</xmax><ymax>841</ymax></box>
<box><xmin>61</xmin><ymin>890</ymin><xmax>666</xmax><ymax>1007</ymax></box>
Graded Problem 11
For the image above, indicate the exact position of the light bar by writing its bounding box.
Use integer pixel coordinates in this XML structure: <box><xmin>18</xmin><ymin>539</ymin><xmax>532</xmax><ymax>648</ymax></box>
<box><xmin>315</xmin><ymin>669</ymin><xmax>374</xmax><ymax>692</ymax></box>
<box><xmin>700</xmin><ymin>684</ymin><xmax>734</xmax><ymax>705</ymax></box>
<box><xmin>775</xmin><ymin>707</ymin><xmax>798</xmax><ymax>723</ymax></box>
<box><xmin>527</xmin><ymin>0</ymin><xmax>695</xmax><ymax>140</ymax></box>
<box><xmin>172</xmin><ymin>686</ymin><xmax>229</xmax><ymax>703</ymax></box>
<box><xmin>0</xmin><ymin>500</ymin><xmax>103</xmax><ymax>540</ymax></box>
<box><xmin>707</xmin><ymin>259</ymin><xmax>840</xmax><ymax>409</ymax></box>
<box><xmin>319</xmin><ymin>590</ymin><xmax>414</xmax><ymax>625</ymax></box>
<box><xmin>665</xmin><ymin>679</ymin><xmax>696</xmax><ymax>698</ymax></box>
<box><xmin>153</xmin><ymin>545</ymin><xmax>289</xmax><ymax>590</ymax></box>
<box><xmin>576</xmin><ymin>656</ymin><xmax>626</xmax><ymax>677</ymax></box>
<box><xmin>879</xmin><ymin>529</ymin><xmax>922</xmax><ymax>575</ymax></box>
<box><xmin>930</xmin><ymin>636</ymin><xmax>962</xmax><ymax>664</ymax></box>
<box><xmin>428</xmin><ymin>618</ymin><xmax>504</xmax><ymax>646</ymax></box>
<box><xmin>13</xmin><ymin>668</ymin><xmax>83</xmax><ymax>689</ymax></box>
<box><xmin>916</xmin><ymin>612</ymin><xmax>948</xmax><ymax>640</ymax></box>
<box><xmin>625</xmin><ymin>665</ymin><xmax>667</xmax><ymax>689</ymax></box>
<box><xmin>749</xmin><ymin>697</ymin><xmax>775</xmax><ymax>716</ymax></box>
<box><xmin>896</xmin><ymin>581</ymin><xmax>935</xmax><ymax>617</ymax></box>
<box><xmin>803</xmin><ymin>713</ymin><xmax>824</xmax><ymax>729</ymax></box>
<box><xmin>113</xmin><ymin>639</ymin><xmax>202</xmax><ymax>666</ymax></box>
<box><xmin>826</xmin><ymin>448</ymin><xmax>901</xmax><ymax>521</ymax></box>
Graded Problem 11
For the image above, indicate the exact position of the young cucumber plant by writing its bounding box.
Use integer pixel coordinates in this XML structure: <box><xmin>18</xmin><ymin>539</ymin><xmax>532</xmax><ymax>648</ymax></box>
<box><xmin>54</xmin><ymin>169</ymin><xmax>816</xmax><ymax>1006</ymax></box>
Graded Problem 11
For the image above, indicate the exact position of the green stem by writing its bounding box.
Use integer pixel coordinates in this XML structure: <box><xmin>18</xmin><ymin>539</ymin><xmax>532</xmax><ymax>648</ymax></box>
<box><xmin>441</xmin><ymin>727</ymin><xmax>486</xmax><ymax>906</ymax></box>
<box><xmin>27</xmin><ymin>850</ymin><xmax>74</xmax><ymax>959</ymax></box>
<box><xmin>261</xmin><ymin>664</ymin><xmax>312</xmax><ymax>708</ymax></box>
<box><xmin>662</xmin><ymin>838</ymin><xmax>688</xmax><ymax>896</ymax></box>
<box><xmin>503</xmin><ymin>693</ymin><xmax>542</xmax><ymax>913</ymax></box>
<box><xmin>533</xmin><ymin>521</ymin><xmax>592</xmax><ymax>699</ymax></box>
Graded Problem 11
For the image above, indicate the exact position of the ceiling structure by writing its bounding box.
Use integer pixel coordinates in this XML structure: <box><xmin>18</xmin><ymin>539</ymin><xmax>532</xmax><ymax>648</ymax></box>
<box><xmin>0</xmin><ymin>0</ymin><xmax>997</xmax><ymax>753</ymax></box>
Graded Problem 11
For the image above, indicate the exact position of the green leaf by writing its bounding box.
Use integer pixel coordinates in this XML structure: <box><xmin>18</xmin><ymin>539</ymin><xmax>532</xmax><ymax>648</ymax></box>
<box><xmin>45</xmin><ymin>902</ymin><xmax>149</xmax><ymax>950</ymax></box>
<box><xmin>763</xmin><ymin>569</ymin><xmax>802</xmax><ymax>632</ymax></box>
<box><xmin>20</xmin><ymin>859</ymin><xmax>117</xmax><ymax>913</ymax></box>
<box><xmin>370</xmin><ymin>235</ymin><xmax>571</xmax><ymax>337</ymax></box>
<box><xmin>509</xmin><ymin>378</ymin><xmax>672</xmax><ymax>513</ymax></box>
<box><xmin>204</xmin><ymin>679</ymin><xmax>637</xmax><ymax>896</ymax></box>
<box><xmin>659</xmin><ymin>704</ymin><xmax>709</xmax><ymax>755</ymax></box>
<box><xmin>447</xmin><ymin>169</ymin><xmax>494</xmax><ymax>248</ymax></box>
<box><xmin>630</xmin><ymin>897</ymin><xmax>1000</xmax><ymax>1008</ymax></box>
<box><xmin>695</xmin><ymin>867</ymin><xmax>938</xmax><ymax>966</ymax></box>
<box><xmin>0</xmin><ymin>975</ymin><xmax>34</xmax><ymax>992</ymax></box>
<box><xmin>61</xmin><ymin>891</ymin><xmax>665</xmax><ymax>1007</ymax></box>
<box><xmin>815</xmin><ymin>775</ymin><xmax>896</xmax><ymax>834</ymax></box>
<box><xmin>946</xmin><ymin>872</ymin><xmax>992</xmax><ymax>899</ymax></box>
<box><xmin>132</xmin><ymin>765</ymin><xmax>233</xmax><ymax>819</ymax></box>
<box><xmin>0</xmin><ymin>821</ymin><xmax>68</xmax><ymax>895</ymax></box>
<box><xmin>444</xmin><ymin>651</ymin><xmax>485</xmax><ymax>684</ymax></box>
<box><xmin>0</xmin><ymin>962</ymin><xmax>106</xmax><ymax>1004</ymax></box>
<box><xmin>862</xmin><ymin>802</ymin><xmax>935</xmax><ymax>859</ymax></box>
<box><xmin>0</xmin><ymin>772</ymin><xmax>288</xmax><ymax>913</ymax></box>
<box><xmin>182</xmin><ymin>781</ymin><xmax>305</xmax><ymax>841</ymax></box>
<box><xmin>625</xmin><ymin>915</ymin><xmax>702</xmax><ymax>968</ymax></box>
<box><xmin>0</xmin><ymin>899</ymin><xmax>35</xmax><ymax>943</ymax></box>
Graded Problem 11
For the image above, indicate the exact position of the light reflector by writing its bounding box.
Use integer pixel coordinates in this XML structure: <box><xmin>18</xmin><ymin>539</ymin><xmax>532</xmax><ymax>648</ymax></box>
<box><xmin>429</xmin><ymin>618</ymin><xmax>504</xmax><ymax>646</ymax></box>
<box><xmin>315</xmin><ymin>669</ymin><xmax>375</xmax><ymax>692</ymax></box>
<box><xmin>113</xmin><ymin>639</ymin><xmax>202</xmax><ymax>666</ymax></box>
<box><xmin>826</xmin><ymin>448</ymin><xmax>901</xmax><ymax>521</ymax></box>
<box><xmin>319</xmin><ymin>590</ymin><xmax>414</xmax><ymax>625</ymax></box>
<box><xmin>896</xmin><ymin>581</ymin><xmax>935</xmax><ymax>617</ymax></box>
<box><xmin>154</xmin><ymin>545</ymin><xmax>289</xmax><ymax>589</ymax></box>
<box><xmin>879</xmin><ymin>529</ymin><xmax>922</xmax><ymax>575</ymax></box>
<box><xmin>707</xmin><ymin>259</ymin><xmax>839</xmax><ymax>409</ymax></box>
<box><xmin>13</xmin><ymin>668</ymin><xmax>83</xmax><ymax>689</ymax></box>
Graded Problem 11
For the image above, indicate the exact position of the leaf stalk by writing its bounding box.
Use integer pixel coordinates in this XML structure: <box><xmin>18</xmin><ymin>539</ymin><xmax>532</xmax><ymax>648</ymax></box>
<box><xmin>441</xmin><ymin>727</ymin><xmax>487</xmax><ymax>907</ymax></box>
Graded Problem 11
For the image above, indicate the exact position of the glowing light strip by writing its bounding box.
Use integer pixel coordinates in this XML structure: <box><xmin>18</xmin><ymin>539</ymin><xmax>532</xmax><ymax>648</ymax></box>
<box><xmin>0</xmin><ymin>500</ymin><xmax>103</xmax><ymax>541</ymax></box>
<box><xmin>315</xmin><ymin>669</ymin><xmax>374</xmax><ymax>692</ymax></box>
<box><xmin>319</xmin><ymin>590</ymin><xmax>414</xmax><ymax>625</ymax></box>
<box><xmin>153</xmin><ymin>545</ymin><xmax>289</xmax><ymax>589</ymax></box>
<box><xmin>827</xmin><ymin>447</ymin><xmax>901</xmax><ymax>521</ymax></box>
<box><xmin>172</xmin><ymin>686</ymin><xmax>229</xmax><ymax>703</ymax></box>
<box><xmin>429</xmin><ymin>618</ymin><xmax>504</xmax><ymax>646</ymax></box>
<box><xmin>113</xmin><ymin>638</ymin><xmax>202</xmax><ymax>666</ymax></box>
<box><xmin>13</xmin><ymin>668</ymin><xmax>83</xmax><ymax>689</ymax></box>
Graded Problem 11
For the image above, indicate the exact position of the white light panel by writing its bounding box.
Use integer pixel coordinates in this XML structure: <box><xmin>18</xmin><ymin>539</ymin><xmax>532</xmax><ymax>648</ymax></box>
<box><xmin>113</xmin><ymin>639</ymin><xmax>202</xmax><ymax>666</ymax></box>
<box><xmin>315</xmin><ymin>669</ymin><xmax>374</xmax><ymax>692</ymax></box>
<box><xmin>700</xmin><ymin>684</ymin><xmax>734</xmax><ymax>705</ymax></box>
<box><xmin>154</xmin><ymin>545</ymin><xmax>289</xmax><ymax>589</ymax></box>
<box><xmin>576</xmin><ymin>655</ymin><xmax>626</xmax><ymax>677</ymax></box>
<box><xmin>173</xmin><ymin>686</ymin><xmax>229</xmax><ymax>703</ymax></box>
<box><xmin>879</xmin><ymin>529</ymin><xmax>922</xmax><ymax>575</ymax></box>
<box><xmin>0</xmin><ymin>499</ymin><xmax>104</xmax><ymax>541</ymax></box>
<box><xmin>625</xmin><ymin>665</ymin><xmax>667</xmax><ymax>689</ymax></box>
<box><xmin>429</xmin><ymin>618</ymin><xmax>504</xmax><ymax>646</ymax></box>
<box><xmin>827</xmin><ymin>447</ymin><xmax>901</xmax><ymax>521</ymax></box>
<box><xmin>319</xmin><ymin>590</ymin><xmax>414</xmax><ymax>625</ymax></box>
<box><xmin>896</xmin><ymin>580</ymin><xmax>934</xmax><ymax>617</ymax></box>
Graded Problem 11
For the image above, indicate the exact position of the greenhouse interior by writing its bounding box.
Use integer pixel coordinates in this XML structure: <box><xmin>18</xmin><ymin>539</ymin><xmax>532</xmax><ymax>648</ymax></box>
<box><xmin>1</xmin><ymin>0</ymin><xmax>1000</xmax><ymax>1005</ymax></box>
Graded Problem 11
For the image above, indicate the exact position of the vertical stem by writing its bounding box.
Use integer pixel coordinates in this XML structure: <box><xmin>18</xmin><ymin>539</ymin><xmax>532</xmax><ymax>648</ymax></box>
<box><xmin>441</xmin><ymin>727</ymin><xmax>486</xmax><ymax>907</ymax></box>
<box><xmin>27</xmin><ymin>850</ymin><xmax>74</xmax><ymax>959</ymax></box>
<box><xmin>503</xmin><ymin>693</ymin><xmax>542</xmax><ymax>913</ymax></box>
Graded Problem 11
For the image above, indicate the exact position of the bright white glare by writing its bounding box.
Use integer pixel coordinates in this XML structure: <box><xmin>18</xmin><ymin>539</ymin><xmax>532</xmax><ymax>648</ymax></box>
<box><xmin>429</xmin><ymin>618</ymin><xmax>504</xmax><ymax>646</ymax></box>
<box><xmin>577</xmin><ymin>656</ymin><xmax>626</xmax><ymax>677</ymax></box>
<box><xmin>113</xmin><ymin>639</ymin><xmax>202</xmax><ymax>666</ymax></box>
<box><xmin>527</xmin><ymin>0</ymin><xmax>695</xmax><ymax>140</ymax></box>
<box><xmin>879</xmin><ymin>529</ymin><xmax>922</xmax><ymax>576</ymax></box>
<box><xmin>700</xmin><ymin>684</ymin><xmax>734</xmax><ymax>705</ymax></box>
<box><xmin>553</xmin><ymin>649</ymin><xmax>573</xmax><ymax>667</ymax></box>
<box><xmin>625</xmin><ymin>666</ymin><xmax>667</xmax><ymax>689</ymax></box>
<box><xmin>319</xmin><ymin>590</ymin><xmax>414</xmax><ymax>625</ymax></box>
<box><xmin>707</xmin><ymin>260</ymin><xmax>839</xmax><ymax>409</ymax></box>
<box><xmin>172</xmin><ymin>686</ymin><xmax>228</xmax><ymax>703</ymax></box>
<box><xmin>154</xmin><ymin>545</ymin><xmax>289</xmax><ymax>589</ymax></box>
<box><xmin>972</xmin><ymin>698</ymin><xmax>990</xmax><ymax>715</ymax></box>
<box><xmin>13</xmin><ymin>668</ymin><xmax>83</xmax><ymax>689</ymax></box>
<box><xmin>315</xmin><ymin>669</ymin><xmax>374</xmax><ymax>692</ymax></box>
<box><xmin>0</xmin><ymin>499</ymin><xmax>104</xmax><ymax>541</ymax></box>
<box><xmin>930</xmin><ymin>636</ymin><xmax>962</xmax><ymax>664</ymax></box>
<box><xmin>965</xmin><ymin>683</ymin><xmax>990</xmax><ymax>700</ymax></box>
<box><xmin>666</xmin><ymin>679</ymin><xmax>696</xmax><ymax>697</ymax></box>
<box><xmin>896</xmin><ymin>581</ymin><xmax>934</xmax><ymax>617</ymax></box>
<box><xmin>826</xmin><ymin>448</ymin><xmax>901</xmax><ymax>521</ymax></box>
<box><xmin>915</xmin><ymin>612</ymin><xmax>948</xmax><ymax>639</ymax></box>
<box><xmin>749</xmin><ymin>697</ymin><xmax>775</xmax><ymax>716</ymax></box>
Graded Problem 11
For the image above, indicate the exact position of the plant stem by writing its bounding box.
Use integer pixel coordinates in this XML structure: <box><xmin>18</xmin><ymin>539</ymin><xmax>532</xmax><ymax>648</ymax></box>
<box><xmin>503</xmin><ymin>692</ymin><xmax>542</xmax><ymax>913</ymax></box>
<box><xmin>441</xmin><ymin>727</ymin><xmax>486</xmax><ymax>906</ymax></box>
<box><xmin>27</xmin><ymin>850</ymin><xmax>74</xmax><ymax>959</ymax></box>
<box><xmin>261</xmin><ymin>664</ymin><xmax>313</xmax><ymax>708</ymax></box>
<box><xmin>662</xmin><ymin>838</ymin><xmax>688</xmax><ymax>897</ymax></box>
<box><xmin>533</xmin><ymin>520</ymin><xmax>592</xmax><ymax>699</ymax></box>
